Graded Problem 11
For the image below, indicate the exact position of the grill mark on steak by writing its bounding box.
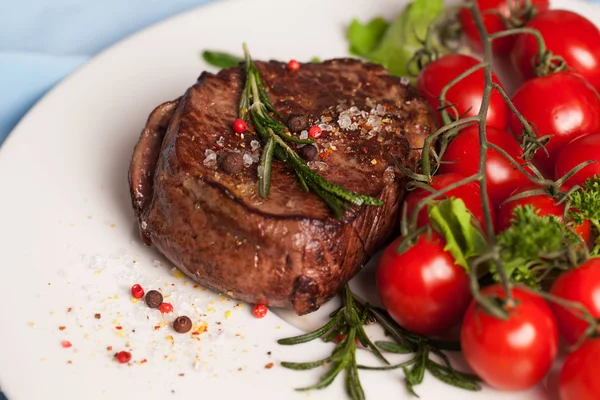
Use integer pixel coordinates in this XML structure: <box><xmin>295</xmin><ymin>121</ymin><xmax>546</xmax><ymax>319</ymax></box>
<box><xmin>129</xmin><ymin>58</ymin><xmax>437</xmax><ymax>314</ymax></box>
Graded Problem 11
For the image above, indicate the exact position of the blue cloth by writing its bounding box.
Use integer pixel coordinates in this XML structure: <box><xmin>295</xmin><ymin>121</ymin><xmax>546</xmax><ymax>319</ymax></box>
<box><xmin>0</xmin><ymin>0</ymin><xmax>217</xmax><ymax>146</ymax></box>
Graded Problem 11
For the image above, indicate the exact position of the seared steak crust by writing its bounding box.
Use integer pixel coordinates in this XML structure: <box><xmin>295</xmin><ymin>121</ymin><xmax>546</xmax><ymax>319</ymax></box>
<box><xmin>129</xmin><ymin>59</ymin><xmax>436</xmax><ymax>314</ymax></box>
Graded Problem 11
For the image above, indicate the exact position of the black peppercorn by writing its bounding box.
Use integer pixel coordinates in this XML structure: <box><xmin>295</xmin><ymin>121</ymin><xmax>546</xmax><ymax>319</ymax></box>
<box><xmin>145</xmin><ymin>290</ymin><xmax>163</xmax><ymax>309</ymax></box>
<box><xmin>298</xmin><ymin>144</ymin><xmax>318</xmax><ymax>161</ymax></box>
<box><xmin>287</xmin><ymin>113</ymin><xmax>308</xmax><ymax>133</ymax></box>
<box><xmin>173</xmin><ymin>316</ymin><xmax>193</xmax><ymax>333</ymax></box>
<box><xmin>219</xmin><ymin>151</ymin><xmax>244</xmax><ymax>175</ymax></box>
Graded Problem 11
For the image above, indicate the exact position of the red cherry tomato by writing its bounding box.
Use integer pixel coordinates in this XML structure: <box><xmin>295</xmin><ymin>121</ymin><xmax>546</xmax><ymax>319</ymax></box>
<box><xmin>439</xmin><ymin>124</ymin><xmax>530</xmax><ymax>208</ymax></box>
<box><xmin>416</xmin><ymin>54</ymin><xmax>508</xmax><ymax>129</ymax></box>
<box><xmin>376</xmin><ymin>233</ymin><xmax>471</xmax><ymax>336</ymax></box>
<box><xmin>404</xmin><ymin>173</ymin><xmax>493</xmax><ymax>232</ymax></box>
<box><xmin>512</xmin><ymin>10</ymin><xmax>600</xmax><ymax>92</ymax></box>
<box><xmin>459</xmin><ymin>0</ymin><xmax>549</xmax><ymax>54</ymax></box>
<box><xmin>560</xmin><ymin>339</ymin><xmax>600</xmax><ymax>400</ymax></box>
<box><xmin>496</xmin><ymin>184</ymin><xmax>591</xmax><ymax>242</ymax></box>
<box><xmin>550</xmin><ymin>258</ymin><xmax>600</xmax><ymax>346</ymax></box>
<box><xmin>460</xmin><ymin>284</ymin><xmax>559</xmax><ymax>391</ymax></box>
<box><xmin>555</xmin><ymin>134</ymin><xmax>600</xmax><ymax>187</ymax></box>
<box><xmin>509</xmin><ymin>72</ymin><xmax>600</xmax><ymax>176</ymax></box>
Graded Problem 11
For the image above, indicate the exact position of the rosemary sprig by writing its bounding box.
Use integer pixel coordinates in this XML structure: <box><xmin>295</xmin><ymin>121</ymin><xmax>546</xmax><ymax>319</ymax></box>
<box><xmin>278</xmin><ymin>286</ymin><xmax>480</xmax><ymax>398</ymax></box>
<box><xmin>278</xmin><ymin>286</ymin><xmax>387</xmax><ymax>400</ymax></box>
<box><xmin>238</xmin><ymin>43</ymin><xmax>383</xmax><ymax>217</ymax></box>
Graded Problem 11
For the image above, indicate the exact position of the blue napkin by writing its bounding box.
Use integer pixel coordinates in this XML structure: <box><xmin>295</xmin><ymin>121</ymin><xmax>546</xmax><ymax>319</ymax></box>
<box><xmin>0</xmin><ymin>0</ymin><xmax>217</xmax><ymax>146</ymax></box>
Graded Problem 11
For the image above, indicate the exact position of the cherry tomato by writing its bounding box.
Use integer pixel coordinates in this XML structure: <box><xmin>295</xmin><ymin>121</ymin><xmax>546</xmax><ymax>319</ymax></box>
<box><xmin>459</xmin><ymin>0</ymin><xmax>549</xmax><ymax>54</ymax></box>
<box><xmin>550</xmin><ymin>258</ymin><xmax>600</xmax><ymax>346</ymax></box>
<box><xmin>404</xmin><ymin>173</ymin><xmax>493</xmax><ymax>232</ymax></box>
<box><xmin>496</xmin><ymin>184</ymin><xmax>591</xmax><ymax>242</ymax></box>
<box><xmin>555</xmin><ymin>134</ymin><xmax>600</xmax><ymax>188</ymax></box>
<box><xmin>416</xmin><ymin>54</ymin><xmax>508</xmax><ymax>129</ymax></box>
<box><xmin>512</xmin><ymin>10</ymin><xmax>600</xmax><ymax>92</ymax></box>
<box><xmin>460</xmin><ymin>284</ymin><xmax>559</xmax><ymax>391</ymax></box>
<box><xmin>509</xmin><ymin>72</ymin><xmax>600</xmax><ymax>176</ymax></box>
<box><xmin>376</xmin><ymin>233</ymin><xmax>471</xmax><ymax>336</ymax></box>
<box><xmin>560</xmin><ymin>339</ymin><xmax>600</xmax><ymax>400</ymax></box>
<box><xmin>439</xmin><ymin>124</ymin><xmax>530</xmax><ymax>208</ymax></box>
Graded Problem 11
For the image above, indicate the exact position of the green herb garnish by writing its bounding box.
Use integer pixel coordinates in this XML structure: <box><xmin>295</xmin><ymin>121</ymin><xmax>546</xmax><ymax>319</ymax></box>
<box><xmin>347</xmin><ymin>0</ymin><xmax>444</xmax><ymax>77</ymax></box>
<box><xmin>496</xmin><ymin>205</ymin><xmax>579</xmax><ymax>288</ymax></box>
<box><xmin>202</xmin><ymin>50</ymin><xmax>243</xmax><ymax>69</ymax></box>
<box><xmin>239</xmin><ymin>43</ymin><xmax>383</xmax><ymax>218</ymax></box>
<box><xmin>428</xmin><ymin>198</ymin><xmax>488</xmax><ymax>271</ymax></box>
<box><xmin>568</xmin><ymin>176</ymin><xmax>600</xmax><ymax>255</ymax></box>
<box><xmin>278</xmin><ymin>286</ymin><xmax>480</xmax><ymax>399</ymax></box>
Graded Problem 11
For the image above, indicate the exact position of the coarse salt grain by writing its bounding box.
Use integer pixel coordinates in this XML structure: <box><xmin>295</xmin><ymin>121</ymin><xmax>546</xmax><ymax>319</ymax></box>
<box><xmin>383</xmin><ymin>166</ymin><xmax>396</xmax><ymax>183</ymax></box>
<box><xmin>216</xmin><ymin>136</ymin><xmax>225</xmax><ymax>147</ymax></box>
<box><xmin>307</xmin><ymin>161</ymin><xmax>329</xmax><ymax>171</ymax></box>
<box><xmin>338</xmin><ymin>115</ymin><xmax>352</xmax><ymax>129</ymax></box>
<box><xmin>242</xmin><ymin>152</ymin><xmax>254</xmax><ymax>167</ymax></box>
<box><xmin>257</xmin><ymin>166</ymin><xmax>265</xmax><ymax>179</ymax></box>
<box><xmin>203</xmin><ymin>149</ymin><xmax>217</xmax><ymax>168</ymax></box>
<box><xmin>299</xmin><ymin>130</ymin><xmax>309</xmax><ymax>140</ymax></box>
<box><xmin>250</xmin><ymin>140</ymin><xmax>261</xmax><ymax>151</ymax></box>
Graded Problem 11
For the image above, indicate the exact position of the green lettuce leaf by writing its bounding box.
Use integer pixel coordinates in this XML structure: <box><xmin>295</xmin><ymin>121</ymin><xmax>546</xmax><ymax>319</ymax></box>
<box><xmin>347</xmin><ymin>0</ymin><xmax>444</xmax><ymax>77</ymax></box>
<box><xmin>428</xmin><ymin>198</ymin><xmax>488</xmax><ymax>271</ymax></box>
<box><xmin>347</xmin><ymin>18</ymin><xmax>389</xmax><ymax>57</ymax></box>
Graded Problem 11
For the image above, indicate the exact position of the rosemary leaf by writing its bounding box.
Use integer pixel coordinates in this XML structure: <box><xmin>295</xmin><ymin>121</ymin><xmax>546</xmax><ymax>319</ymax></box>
<box><xmin>356</xmin><ymin>328</ymin><xmax>389</xmax><ymax>364</ymax></box>
<box><xmin>296</xmin><ymin>171</ymin><xmax>310</xmax><ymax>192</ymax></box>
<box><xmin>369</xmin><ymin>307</ymin><xmax>417</xmax><ymax>349</ymax></box>
<box><xmin>258</xmin><ymin>136</ymin><xmax>275</xmax><ymax>198</ymax></box>
<box><xmin>410</xmin><ymin>345</ymin><xmax>429</xmax><ymax>386</ymax></box>
<box><xmin>277</xmin><ymin>313</ymin><xmax>341</xmax><ymax>345</ymax></box>
<box><xmin>296</xmin><ymin>358</ymin><xmax>348</xmax><ymax>391</ymax></box>
<box><xmin>403</xmin><ymin>367</ymin><xmax>420</xmax><ymax>398</ymax></box>
<box><xmin>426</xmin><ymin>361</ymin><xmax>481</xmax><ymax>391</ymax></box>
<box><xmin>357</xmin><ymin>359</ymin><xmax>416</xmax><ymax>371</ymax></box>
<box><xmin>281</xmin><ymin>357</ymin><xmax>333</xmax><ymax>371</ymax></box>
<box><xmin>375</xmin><ymin>341</ymin><xmax>413</xmax><ymax>354</ymax></box>
<box><xmin>202</xmin><ymin>50</ymin><xmax>243</xmax><ymax>69</ymax></box>
<box><xmin>346</xmin><ymin>354</ymin><xmax>366</xmax><ymax>400</ymax></box>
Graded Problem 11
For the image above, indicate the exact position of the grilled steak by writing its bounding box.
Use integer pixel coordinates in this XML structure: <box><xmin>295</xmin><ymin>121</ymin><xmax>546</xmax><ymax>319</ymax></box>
<box><xmin>129</xmin><ymin>59</ymin><xmax>436</xmax><ymax>315</ymax></box>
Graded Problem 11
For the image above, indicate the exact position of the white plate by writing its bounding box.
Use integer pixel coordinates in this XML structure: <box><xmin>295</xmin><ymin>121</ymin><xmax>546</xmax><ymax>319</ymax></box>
<box><xmin>0</xmin><ymin>0</ymin><xmax>597</xmax><ymax>399</ymax></box>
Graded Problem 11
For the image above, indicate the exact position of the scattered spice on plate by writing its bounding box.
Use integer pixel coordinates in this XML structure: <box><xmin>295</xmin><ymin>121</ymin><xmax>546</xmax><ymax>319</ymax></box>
<box><xmin>58</xmin><ymin>326</ymin><xmax>66</xmax><ymax>331</ymax></box>
<box><xmin>131</xmin><ymin>284</ymin><xmax>144</xmax><ymax>299</ymax></box>
<box><xmin>253</xmin><ymin>304</ymin><xmax>268</xmax><ymax>319</ymax></box>
<box><xmin>159</xmin><ymin>302</ymin><xmax>174</xmax><ymax>314</ymax></box>
<box><xmin>61</xmin><ymin>340</ymin><xmax>72</xmax><ymax>349</ymax></box>
<box><xmin>145</xmin><ymin>290</ymin><xmax>163</xmax><ymax>308</ymax></box>
<box><xmin>94</xmin><ymin>313</ymin><xmax>101</xmax><ymax>319</ymax></box>
<box><xmin>265</xmin><ymin>363</ymin><xmax>274</xmax><ymax>369</ymax></box>
<box><xmin>67</xmin><ymin>307</ymin><xmax>73</xmax><ymax>313</ymax></box>
<box><xmin>173</xmin><ymin>316</ymin><xmax>192</xmax><ymax>334</ymax></box>
<box><xmin>116</xmin><ymin>351</ymin><xmax>131</xmax><ymax>364</ymax></box>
